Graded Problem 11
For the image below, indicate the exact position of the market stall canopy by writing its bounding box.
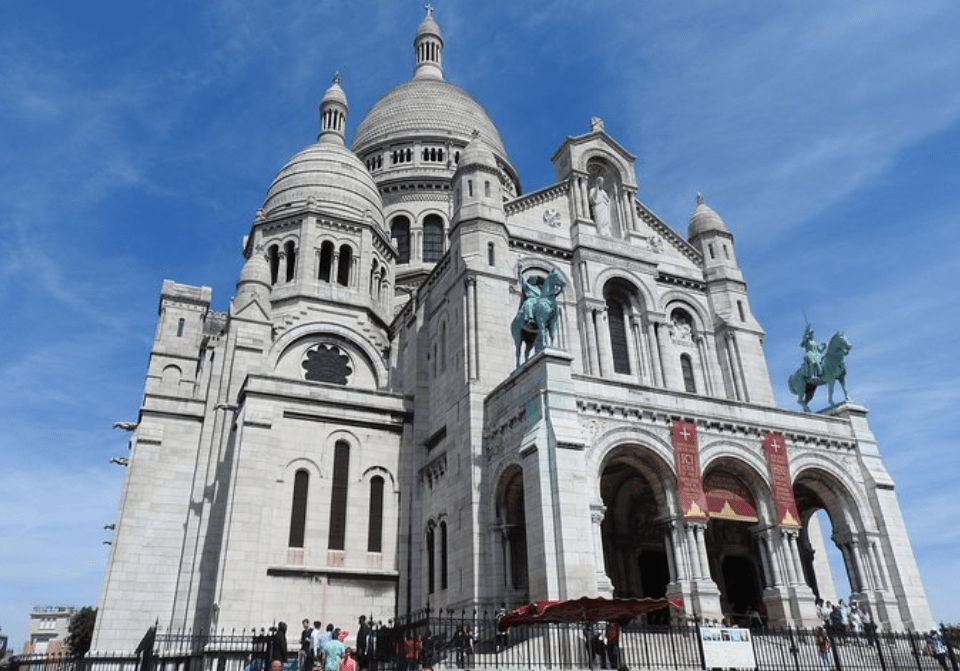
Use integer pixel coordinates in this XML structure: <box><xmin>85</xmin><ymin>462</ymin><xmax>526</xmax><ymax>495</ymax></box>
<box><xmin>497</xmin><ymin>597</ymin><xmax>684</xmax><ymax>630</ymax></box>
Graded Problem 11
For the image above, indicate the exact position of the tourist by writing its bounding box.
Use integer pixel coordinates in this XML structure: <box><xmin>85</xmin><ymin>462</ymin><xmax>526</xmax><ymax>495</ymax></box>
<box><xmin>300</xmin><ymin>619</ymin><xmax>315</xmax><ymax>671</ymax></box>
<box><xmin>323</xmin><ymin>629</ymin><xmax>346</xmax><ymax>671</ymax></box>
<box><xmin>815</xmin><ymin>627</ymin><xmax>832</xmax><ymax>670</ymax></box>
<box><xmin>928</xmin><ymin>630</ymin><xmax>948</xmax><ymax>671</ymax></box>
<box><xmin>605</xmin><ymin>620</ymin><xmax>621</xmax><ymax>669</ymax></box>
<box><xmin>337</xmin><ymin>648</ymin><xmax>357</xmax><ymax>671</ymax></box>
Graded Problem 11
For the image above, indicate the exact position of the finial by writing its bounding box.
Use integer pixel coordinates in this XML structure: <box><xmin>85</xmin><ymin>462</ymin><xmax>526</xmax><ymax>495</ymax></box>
<box><xmin>332</xmin><ymin>71</ymin><xmax>341</xmax><ymax>86</ymax></box>
<box><xmin>696</xmin><ymin>192</ymin><xmax>704</xmax><ymax>205</ymax></box>
<box><xmin>424</xmin><ymin>3</ymin><xmax>434</xmax><ymax>18</ymax></box>
<box><xmin>470</xmin><ymin>129</ymin><xmax>480</xmax><ymax>139</ymax></box>
<box><xmin>590</xmin><ymin>116</ymin><xmax>604</xmax><ymax>132</ymax></box>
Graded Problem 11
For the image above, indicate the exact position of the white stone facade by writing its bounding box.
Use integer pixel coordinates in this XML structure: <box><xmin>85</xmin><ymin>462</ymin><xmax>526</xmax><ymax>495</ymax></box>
<box><xmin>92</xmin><ymin>9</ymin><xmax>933</xmax><ymax>653</ymax></box>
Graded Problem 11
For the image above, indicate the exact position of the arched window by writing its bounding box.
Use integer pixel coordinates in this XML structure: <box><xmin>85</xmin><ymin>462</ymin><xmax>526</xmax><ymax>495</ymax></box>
<box><xmin>487</xmin><ymin>242</ymin><xmax>495</xmax><ymax>266</ymax></box>
<box><xmin>422</xmin><ymin>214</ymin><xmax>444</xmax><ymax>262</ymax></box>
<box><xmin>328</xmin><ymin>441</ymin><xmax>350</xmax><ymax>550</ymax></box>
<box><xmin>268</xmin><ymin>244</ymin><xmax>280</xmax><ymax>285</ymax></box>
<box><xmin>390</xmin><ymin>216</ymin><xmax>410</xmax><ymax>264</ymax></box>
<box><xmin>284</xmin><ymin>240</ymin><xmax>297</xmax><ymax>282</ymax></box>
<box><xmin>367</xmin><ymin>476</ymin><xmax>384</xmax><ymax>553</ymax></box>
<box><xmin>176</xmin><ymin>318</ymin><xmax>185</xmax><ymax>338</ymax></box>
<box><xmin>318</xmin><ymin>241</ymin><xmax>334</xmax><ymax>282</ymax></box>
<box><xmin>426</xmin><ymin>524</ymin><xmax>436</xmax><ymax>594</ymax></box>
<box><xmin>288</xmin><ymin>469</ymin><xmax>309</xmax><ymax>548</ymax></box>
<box><xmin>606</xmin><ymin>296</ymin><xmax>631</xmax><ymax>375</ymax></box>
<box><xmin>337</xmin><ymin>245</ymin><xmax>352</xmax><ymax>287</ymax></box>
<box><xmin>440</xmin><ymin>520</ymin><xmax>448</xmax><ymax>590</ymax></box>
<box><xmin>681</xmin><ymin>353</ymin><xmax>697</xmax><ymax>393</ymax></box>
<box><xmin>440</xmin><ymin>322</ymin><xmax>447</xmax><ymax>372</ymax></box>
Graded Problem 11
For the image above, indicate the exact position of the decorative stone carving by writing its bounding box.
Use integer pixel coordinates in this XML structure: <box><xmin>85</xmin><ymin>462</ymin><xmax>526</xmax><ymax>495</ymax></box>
<box><xmin>542</xmin><ymin>207</ymin><xmax>562</xmax><ymax>228</ymax></box>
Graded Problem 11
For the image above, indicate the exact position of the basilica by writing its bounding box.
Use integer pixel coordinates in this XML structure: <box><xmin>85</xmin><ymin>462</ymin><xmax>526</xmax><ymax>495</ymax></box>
<box><xmin>92</xmin><ymin>9</ymin><xmax>933</xmax><ymax>652</ymax></box>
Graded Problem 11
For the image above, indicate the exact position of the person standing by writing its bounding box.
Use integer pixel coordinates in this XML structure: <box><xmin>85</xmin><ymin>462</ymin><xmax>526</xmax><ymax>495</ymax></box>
<box><xmin>604</xmin><ymin>621</ymin><xmax>621</xmax><ymax>670</ymax></box>
<box><xmin>815</xmin><ymin>627</ymin><xmax>832</xmax><ymax>670</ymax></box>
<box><xmin>312</xmin><ymin>622</ymin><xmax>324</xmax><ymax>669</ymax></box>
<box><xmin>270</xmin><ymin>622</ymin><xmax>289</xmax><ymax>669</ymax></box>
<box><xmin>323</xmin><ymin>629</ymin><xmax>346</xmax><ymax>671</ymax></box>
<box><xmin>300</xmin><ymin>619</ymin><xmax>315</xmax><ymax>671</ymax></box>
<box><xmin>337</xmin><ymin>648</ymin><xmax>357</xmax><ymax>671</ymax></box>
<box><xmin>356</xmin><ymin>616</ymin><xmax>371</xmax><ymax>671</ymax></box>
<box><xmin>928</xmin><ymin>630</ymin><xmax>949</xmax><ymax>671</ymax></box>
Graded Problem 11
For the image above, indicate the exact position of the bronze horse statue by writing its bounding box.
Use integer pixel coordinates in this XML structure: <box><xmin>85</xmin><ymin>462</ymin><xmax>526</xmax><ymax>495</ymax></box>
<box><xmin>511</xmin><ymin>267</ymin><xmax>566</xmax><ymax>368</ymax></box>
<box><xmin>788</xmin><ymin>331</ymin><xmax>851</xmax><ymax>412</ymax></box>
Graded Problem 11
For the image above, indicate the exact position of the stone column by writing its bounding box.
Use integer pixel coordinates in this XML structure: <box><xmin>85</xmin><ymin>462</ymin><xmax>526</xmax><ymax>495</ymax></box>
<box><xmin>595</xmin><ymin>307</ymin><xmax>612</xmax><ymax>377</ymax></box>
<box><xmin>590</xmin><ymin>501</ymin><xmax>614</xmax><ymax>594</ymax></box>
<box><xmin>647</xmin><ymin>320</ymin><xmax>665</xmax><ymax>387</ymax></box>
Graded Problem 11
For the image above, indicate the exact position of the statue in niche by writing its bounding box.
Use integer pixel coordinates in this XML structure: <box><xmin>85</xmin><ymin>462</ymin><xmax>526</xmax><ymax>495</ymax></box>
<box><xmin>511</xmin><ymin>261</ymin><xmax>566</xmax><ymax>368</ymax></box>
<box><xmin>670</xmin><ymin>312</ymin><xmax>693</xmax><ymax>345</ymax></box>
<box><xmin>589</xmin><ymin>175</ymin><xmax>612</xmax><ymax>236</ymax></box>
<box><xmin>787</xmin><ymin>326</ymin><xmax>851</xmax><ymax>412</ymax></box>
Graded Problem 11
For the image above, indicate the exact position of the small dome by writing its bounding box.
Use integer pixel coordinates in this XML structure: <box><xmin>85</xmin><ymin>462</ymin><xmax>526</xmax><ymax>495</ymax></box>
<box><xmin>321</xmin><ymin>74</ymin><xmax>347</xmax><ymax>108</ymax></box>
<box><xmin>238</xmin><ymin>249</ymin><xmax>271</xmax><ymax>287</ymax></box>
<box><xmin>687</xmin><ymin>193</ymin><xmax>729</xmax><ymax>239</ymax></box>
<box><xmin>457</xmin><ymin>132</ymin><xmax>497</xmax><ymax>170</ymax></box>
<box><xmin>416</xmin><ymin>13</ymin><xmax>442</xmax><ymax>41</ymax></box>
<box><xmin>261</xmin><ymin>142</ymin><xmax>384</xmax><ymax>229</ymax></box>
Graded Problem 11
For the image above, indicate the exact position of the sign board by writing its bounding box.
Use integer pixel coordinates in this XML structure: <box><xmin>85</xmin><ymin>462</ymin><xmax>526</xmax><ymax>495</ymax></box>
<box><xmin>700</xmin><ymin>626</ymin><xmax>757</xmax><ymax>669</ymax></box>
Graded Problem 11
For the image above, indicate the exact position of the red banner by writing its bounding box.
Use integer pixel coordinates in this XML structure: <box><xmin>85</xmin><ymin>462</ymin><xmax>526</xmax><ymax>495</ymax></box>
<box><xmin>763</xmin><ymin>432</ymin><xmax>801</xmax><ymax>528</ymax></box>
<box><xmin>704</xmin><ymin>471</ymin><xmax>759</xmax><ymax>522</ymax></box>
<box><xmin>673</xmin><ymin>420</ymin><xmax>708</xmax><ymax>520</ymax></box>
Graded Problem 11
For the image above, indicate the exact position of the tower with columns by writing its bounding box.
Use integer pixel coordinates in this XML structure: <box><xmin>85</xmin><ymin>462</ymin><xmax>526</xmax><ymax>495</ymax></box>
<box><xmin>93</xmin><ymin>8</ymin><xmax>933</xmax><ymax>653</ymax></box>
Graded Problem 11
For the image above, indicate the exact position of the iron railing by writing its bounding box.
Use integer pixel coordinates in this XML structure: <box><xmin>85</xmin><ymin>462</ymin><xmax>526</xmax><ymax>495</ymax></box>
<box><xmin>6</xmin><ymin>620</ymin><xmax>958</xmax><ymax>671</ymax></box>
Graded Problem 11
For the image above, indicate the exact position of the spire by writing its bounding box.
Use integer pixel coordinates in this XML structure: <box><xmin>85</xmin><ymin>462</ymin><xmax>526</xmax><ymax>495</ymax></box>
<box><xmin>413</xmin><ymin>5</ymin><xmax>444</xmax><ymax>80</ymax></box>
<box><xmin>318</xmin><ymin>71</ymin><xmax>348</xmax><ymax>145</ymax></box>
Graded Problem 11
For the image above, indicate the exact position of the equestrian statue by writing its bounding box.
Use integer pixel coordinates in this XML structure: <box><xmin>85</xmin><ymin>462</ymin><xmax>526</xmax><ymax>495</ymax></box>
<box><xmin>511</xmin><ymin>262</ymin><xmax>566</xmax><ymax>368</ymax></box>
<box><xmin>787</xmin><ymin>326</ymin><xmax>851</xmax><ymax>412</ymax></box>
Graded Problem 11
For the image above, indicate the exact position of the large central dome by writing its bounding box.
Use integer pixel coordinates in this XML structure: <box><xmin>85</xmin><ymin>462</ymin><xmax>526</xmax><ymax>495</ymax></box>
<box><xmin>350</xmin><ymin>77</ymin><xmax>508</xmax><ymax>159</ymax></box>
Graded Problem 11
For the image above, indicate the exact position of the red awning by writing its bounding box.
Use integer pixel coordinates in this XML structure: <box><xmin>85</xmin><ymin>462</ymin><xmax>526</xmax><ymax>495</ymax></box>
<box><xmin>497</xmin><ymin>596</ymin><xmax>684</xmax><ymax>630</ymax></box>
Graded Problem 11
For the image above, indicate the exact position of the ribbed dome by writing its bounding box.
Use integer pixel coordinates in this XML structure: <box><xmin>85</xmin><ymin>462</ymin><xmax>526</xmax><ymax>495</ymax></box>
<box><xmin>350</xmin><ymin>78</ymin><xmax>508</xmax><ymax>161</ymax></box>
<box><xmin>687</xmin><ymin>194</ymin><xmax>729</xmax><ymax>239</ymax></box>
<box><xmin>261</xmin><ymin>142</ymin><xmax>384</xmax><ymax>228</ymax></box>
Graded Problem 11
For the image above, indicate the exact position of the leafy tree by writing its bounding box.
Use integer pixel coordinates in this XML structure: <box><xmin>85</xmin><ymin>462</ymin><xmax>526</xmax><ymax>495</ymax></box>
<box><xmin>65</xmin><ymin>607</ymin><xmax>97</xmax><ymax>657</ymax></box>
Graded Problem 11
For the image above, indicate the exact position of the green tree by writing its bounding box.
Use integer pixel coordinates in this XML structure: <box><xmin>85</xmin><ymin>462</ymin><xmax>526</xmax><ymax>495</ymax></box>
<box><xmin>65</xmin><ymin>607</ymin><xmax>97</xmax><ymax>657</ymax></box>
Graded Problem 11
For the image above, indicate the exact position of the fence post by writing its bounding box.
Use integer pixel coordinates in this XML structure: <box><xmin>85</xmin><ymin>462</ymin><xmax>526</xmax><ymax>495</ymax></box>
<box><xmin>871</xmin><ymin>628</ymin><xmax>887</xmax><ymax>671</ymax></box>
<box><xmin>692</xmin><ymin>617</ymin><xmax>707</xmax><ymax>671</ymax></box>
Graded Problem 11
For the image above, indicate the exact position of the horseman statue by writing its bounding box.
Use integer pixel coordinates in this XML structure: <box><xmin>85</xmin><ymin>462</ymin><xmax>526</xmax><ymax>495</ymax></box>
<box><xmin>511</xmin><ymin>262</ymin><xmax>566</xmax><ymax>368</ymax></box>
<box><xmin>788</xmin><ymin>326</ymin><xmax>851</xmax><ymax>412</ymax></box>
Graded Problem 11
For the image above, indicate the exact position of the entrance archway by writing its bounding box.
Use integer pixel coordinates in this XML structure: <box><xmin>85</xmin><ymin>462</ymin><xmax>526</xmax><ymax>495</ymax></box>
<box><xmin>702</xmin><ymin>466</ymin><xmax>766</xmax><ymax>623</ymax></box>
<box><xmin>599</xmin><ymin>446</ymin><xmax>673</xmax><ymax>611</ymax></box>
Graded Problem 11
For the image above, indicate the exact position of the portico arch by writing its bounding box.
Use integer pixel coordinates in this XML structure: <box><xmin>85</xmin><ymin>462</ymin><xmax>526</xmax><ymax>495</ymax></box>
<box><xmin>599</xmin><ymin>444</ymin><xmax>675</xmax><ymax>621</ymax></box>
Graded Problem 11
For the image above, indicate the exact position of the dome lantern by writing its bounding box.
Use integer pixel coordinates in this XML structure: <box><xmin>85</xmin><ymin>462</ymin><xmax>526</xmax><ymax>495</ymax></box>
<box><xmin>318</xmin><ymin>72</ymin><xmax>348</xmax><ymax>145</ymax></box>
<box><xmin>413</xmin><ymin>5</ymin><xmax>444</xmax><ymax>80</ymax></box>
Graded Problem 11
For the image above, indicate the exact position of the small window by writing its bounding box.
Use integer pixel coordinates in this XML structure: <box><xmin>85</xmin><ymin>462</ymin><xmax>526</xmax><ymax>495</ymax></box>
<box><xmin>392</xmin><ymin>216</ymin><xmax>410</xmax><ymax>264</ymax></box>
<box><xmin>738</xmin><ymin>300</ymin><xmax>746</xmax><ymax>322</ymax></box>
<box><xmin>681</xmin><ymin>354</ymin><xmax>697</xmax><ymax>393</ymax></box>
<box><xmin>427</xmin><ymin>525</ymin><xmax>436</xmax><ymax>594</ymax></box>
<box><xmin>487</xmin><ymin>242</ymin><xmax>495</xmax><ymax>266</ymax></box>
<box><xmin>337</xmin><ymin>245</ymin><xmax>352</xmax><ymax>286</ymax></box>
<box><xmin>288</xmin><ymin>470</ymin><xmax>309</xmax><ymax>548</ymax></box>
<box><xmin>318</xmin><ymin>241</ymin><xmax>334</xmax><ymax>282</ymax></box>
<box><xmin>284</xmin><ymin>241</ymin><xmax>297</xmax><ymax>282</ymax></box>
<box><xmin>176</xmin><ymin>318</ymin><xmax>185</xmax><ymax>338</ymax></box>
<box><xmin>268</xmin><ymin>244</ymin><xmax>280</xmax><ymax>284</ymax></box>
<box><xmin>440</xmin><ymin>521</ymin><xmax>448</xmax><ymax>590</ymax></box>
<box><xmin>422</xmin><ymin>214</ymin><xmax>444</xmax><ymax>262</ymax></box>
<box><xmin>367</xmin><ymin>476</ymin><xmax>384</xmax><ymax>553</ymax></box>
<box><xmin>327</xmin><ymin>442</ymin><xmax>350</xmax><ymax>550</ymax></box>
<box><xmin>708</xmin><ymin>243</ymin><xmax>715</xmax><ymax>260</ymax></box>
<box><xmin>484</xmin><ymin>181</ymin><xmax>490</xmax><ymax>197</ymax></box>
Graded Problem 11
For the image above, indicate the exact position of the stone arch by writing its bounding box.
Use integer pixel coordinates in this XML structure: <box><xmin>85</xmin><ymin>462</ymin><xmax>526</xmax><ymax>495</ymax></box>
<box><xmin>792</xmin><ymin>463</ymin><xmax>875</xmax><ymax>601</ymax></box>
<box><xmin>700</xmin><ymin>453</ymin><xmax>774</xmax><ymax>620</ymax></box>
<box><xmin>494</xmin><ymin>464</ymin><xmax>528</xmax><ymax>594</ymax></box>
<box><xmin>269</xmin><ymin>323</ymin><xmax>388</xmax><ymax>390</ymax></box>
<box><xmin>596</xmin><ymin>440</ymin><xmax>677</xmax><ymax>612</ymax></box>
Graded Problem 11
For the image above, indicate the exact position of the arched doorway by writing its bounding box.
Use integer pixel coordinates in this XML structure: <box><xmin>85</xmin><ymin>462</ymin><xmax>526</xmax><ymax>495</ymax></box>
<box><xmin>599</xmin><ymin>446</ymin><xmax>673</xmax><ymax>620</ymax></box>
<box><xmin>496</xmin><ymin>466</ymin><xmax>528</xmax><ymax>593</ymax></box>
<box><xmin>702</xmin><ymin>466</ymin><xmax>767</xmax><ymax>624</ymax></box>
<box><xmin>793</xmin><ymin>469</ymin><xmax>865</xmax><ymax>605</ymax></box>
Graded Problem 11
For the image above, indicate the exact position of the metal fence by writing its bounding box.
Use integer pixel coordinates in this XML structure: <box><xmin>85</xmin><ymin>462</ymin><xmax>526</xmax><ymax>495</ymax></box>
<box><xmin>6</xmin><ymin>619</ymin><xmax>958</xmax><ymax>671</ymax></box>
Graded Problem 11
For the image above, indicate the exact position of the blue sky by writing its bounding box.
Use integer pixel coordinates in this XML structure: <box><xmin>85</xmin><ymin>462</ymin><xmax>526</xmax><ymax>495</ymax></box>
<box><xmin>1</xmin><ymin>0</ymin><xmax>958</xmax><ymax>650</ymax></box>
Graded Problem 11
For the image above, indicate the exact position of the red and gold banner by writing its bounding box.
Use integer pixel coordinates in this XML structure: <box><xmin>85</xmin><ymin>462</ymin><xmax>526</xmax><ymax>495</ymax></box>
<box><xmin>673</xmin><ymin>420</ymin><xmax>708</xmax><ymax>520</ymax></box>
<box><xmin>704</xmin><ymin>470</ymin><xmax>759</xmax><ymax>522</ymax></box>
<box><xmin>763</xmin><ymin>432</ymin><xmax>801</xmax><ymax>528</ymax></box>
